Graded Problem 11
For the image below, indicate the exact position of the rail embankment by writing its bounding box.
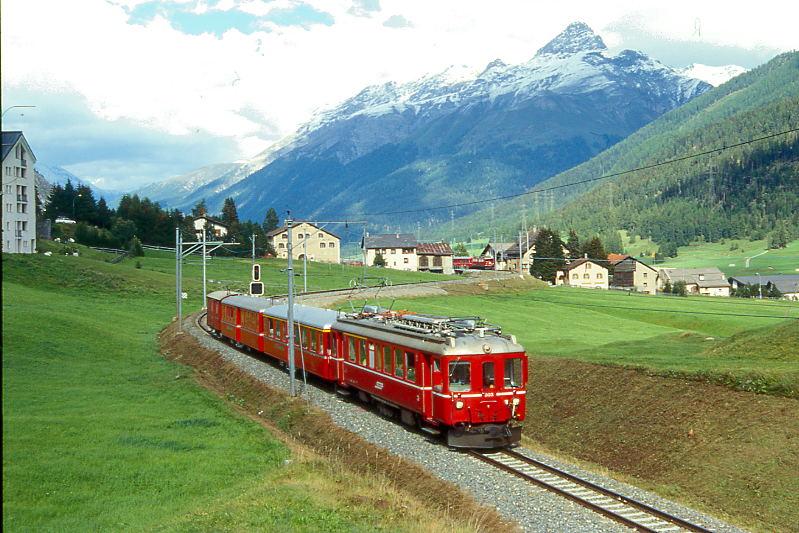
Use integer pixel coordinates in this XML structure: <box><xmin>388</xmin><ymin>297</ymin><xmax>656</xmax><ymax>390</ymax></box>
<box><xmin>525</xmin><ymin>357</ymin><xmax>799</xmax><ymax>532</ymax></box>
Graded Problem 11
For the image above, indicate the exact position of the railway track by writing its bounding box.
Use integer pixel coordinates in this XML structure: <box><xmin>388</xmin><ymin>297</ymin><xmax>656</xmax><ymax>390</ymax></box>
<box><xmin>470</xmin><ymin>448</ymin><xmax>712</xmax><ymax>532</ymax></box>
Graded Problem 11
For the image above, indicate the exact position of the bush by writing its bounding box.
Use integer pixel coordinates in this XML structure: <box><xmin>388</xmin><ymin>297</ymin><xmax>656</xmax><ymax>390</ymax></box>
<box><xmin>673</xmin><ymin>280</ymin><xmax>688</xmax><ymax>296</ymax></box>
<box><xmin>128</xmin><ymin>236</ymin><xmax>144</xmax><ymax>257</ymax></box>
<box><xmin>135</xmin><ymin>261</ymin><xmax>142</xmax><ymax>269</ymax></box>
<box><xmin>372</xmin><ymin>254</ymin><xmax>386</xmax><ymax>267</ymax></box>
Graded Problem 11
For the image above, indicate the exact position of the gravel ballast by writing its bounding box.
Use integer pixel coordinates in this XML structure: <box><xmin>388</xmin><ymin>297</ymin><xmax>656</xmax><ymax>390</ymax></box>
<box><xmin>187</xmin><ymin>316</ymin><xmax>743</xmax><ymax>533</ymax></box>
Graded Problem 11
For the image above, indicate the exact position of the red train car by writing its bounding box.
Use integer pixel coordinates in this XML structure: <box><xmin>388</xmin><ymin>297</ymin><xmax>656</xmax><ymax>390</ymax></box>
<box><xmin>453</xmin><ymin>256</ymin><xmax>496</xmax><ymax>271</ymax></box>
<box><xmin>205</xmin><ymin>291</ymin><xmax>527</xmax><ymax>448</ymax></box>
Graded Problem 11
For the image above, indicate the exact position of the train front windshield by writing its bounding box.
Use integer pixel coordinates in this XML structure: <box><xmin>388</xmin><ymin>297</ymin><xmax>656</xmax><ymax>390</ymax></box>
<box><xmin>448</xmin><ymin>361</ymin><xmax>471</xmax><ymax>392</ymax></box>
<box><xmin>504</xmin><ymin>358</ymin><xmax>523</xmax><ymax>388</ymax></box>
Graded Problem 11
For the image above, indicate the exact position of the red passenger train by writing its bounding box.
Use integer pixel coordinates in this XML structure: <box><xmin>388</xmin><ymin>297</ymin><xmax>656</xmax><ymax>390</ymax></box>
<box><xmin>206</xmin><ymin>291</ymin><xmax>527</xmax><ymax>448</ymax></box>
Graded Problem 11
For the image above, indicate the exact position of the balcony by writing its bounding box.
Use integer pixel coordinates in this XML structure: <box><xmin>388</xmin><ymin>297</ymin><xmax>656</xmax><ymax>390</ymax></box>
<box><xmin>17</xmin><ymin>194</ymin><xmax>27</xmax><ymax>203</ymax></box>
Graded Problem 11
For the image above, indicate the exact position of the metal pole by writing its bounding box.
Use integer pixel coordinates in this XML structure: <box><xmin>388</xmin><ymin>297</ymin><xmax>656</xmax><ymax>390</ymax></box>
<box><xmin>177</xmin><ymin>230</ymin><xmax>183</xmax><ymax>329</ymax></box>
<box><xmin>303</xmin><ymin>237</ymin><xmax>308</xmax><ymax>293</ymax></box>
<box><xmin>757</xmin><ymin>272</ymin><xmax>762</xmax><ymax>299</ymax></box>
<box><xmin>176</xmin><ymin>228</ymin><xmax>181</xmax><ymax>329</ymax></box>
<box><xmin>202</xmin><ymin>227</ymin><xmax>207</xmax><ymax>309</ymax></box>
<box><xmin>286</xmin><ymin>214</ymin><xmax>296</xmax><ymax>396</ymax></box>
<box><xmin>251</xmin><ymin>233</ymin><xmax>256</xmax><ymax>265</ymax></box>
<box><xmin>518</xmin><ymin>231</ymin><xmax>523</xmax><ymax>275</ymax></box>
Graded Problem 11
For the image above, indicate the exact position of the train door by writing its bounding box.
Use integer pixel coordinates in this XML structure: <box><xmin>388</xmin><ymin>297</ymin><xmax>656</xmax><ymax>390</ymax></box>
<box><xmin>431</xmin><ymin>356</ymin><xmax>451</xmax><ymax>423</ymax></box>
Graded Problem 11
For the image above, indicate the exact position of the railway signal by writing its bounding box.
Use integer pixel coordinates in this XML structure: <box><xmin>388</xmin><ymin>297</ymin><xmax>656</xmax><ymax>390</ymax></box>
<box><xmin>250</xmin><ymin>263</ymin><xmax>263</xmax><ymax>296</ymax></box>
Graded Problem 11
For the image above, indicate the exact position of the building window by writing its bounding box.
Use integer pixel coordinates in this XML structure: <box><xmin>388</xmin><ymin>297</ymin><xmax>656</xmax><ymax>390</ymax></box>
<box><xmin>586</xmin><ymin>262</ymin><xmax>591</xmax><ymax>269</ymax></box>
<box><xmin>643</xmin><ymin>272</ymin><xmax>648</xmax><ymax>278</ymax></box>
<box><xmin>278</xmin><ymin>243</ymin><xmax>284</xmax><ymax>249</ymax></box>
<box><xmin>318</xmin><ymin>232</ymin><xmax>324</xmax><ymax>238</ymax></box>
<box><xmin>583</xmin><ymin>273</ymin><xmax>590</xmax><ymax>279</ymax></box>
<box><xmin>597</xmin><ymin>273</ymin><xmax>603</xmax><ymax>279</ymax></box>
<box><xmin>282</xmin><ymin>234</ymin><xmax>288</xmax><ymax>239</ymax></box>
<box><xmin>391</xmin><ymin>249</ymin><xmax>396</xmax><ymax>254</ymax></box>
<box><xmin>643</xmin><ymin>282</ymin><xmax>648</xmax><ymax>288</ymax></box>
<box><xmin>572</xmin><ymin>273</ymin><xmax>578</xmax><ymax>280</ymax></box>
<box><xmin>320</xmin><ymin>242</ymin><xmax>326</xmax><ymax>248</ymax></box>
<box><xmin>329</xmin><ymin>242</ymin><xmax>335</xmax><ymax>248</ymax></box>
<box><xmin>404</xmin><ymin>258</ymin><xmax>409</xmax><ymax>264</ymax></box>
<box><xmin>699</xmin><ymin>274</ymin><xmax>705</xmax><ymax>281</ymax></box>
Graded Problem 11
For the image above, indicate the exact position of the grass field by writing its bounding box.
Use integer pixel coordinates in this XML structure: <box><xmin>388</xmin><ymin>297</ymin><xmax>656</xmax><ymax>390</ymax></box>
<box><xmin>375</xmin><ymin>285</ymin><xmax>799</xmax><ymax>396</ymax></box>
<box><xmin>1</xmin><ymin>245</ymin><xmax>475</xmax><ymax>531</ymax></box>
<box><xmin>654</xmin><ymin>238</ymin><xmax>799</xmax><ymax>277</ymax></box>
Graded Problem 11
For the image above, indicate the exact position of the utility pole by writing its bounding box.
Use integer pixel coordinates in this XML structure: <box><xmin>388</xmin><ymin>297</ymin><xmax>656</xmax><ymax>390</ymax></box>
<box><xmin>176</xmin><ymin>228</ymin><xmax>182</xmax><ymax>329</ymax></box>
<box><xmin>286</xmin><ymin>214</ymin><xmax>297</xmax><ymax>396</ymax></box>
<box><xmin>202</xmin><ymin>227</ymin><xmax>207</xmax><ymax>308</ymax></box>
<box><xmin>756</xmin><ymin>272</ymin><xmax>762</xmax><ymax>300</ymax></box>
<box><xmin>303</xmin><ymin>236</ymin><xmax>308</xmax><ymax>293</ymax></box>
<box><xmin>518</xmin><ymin>231</ymin><xmax>523</xmax><ymax>276</ymax></box>
<box><xmin>251</xmin><ymin>233</ymin><xmax>256</xmax><ymax>265</ymax></box>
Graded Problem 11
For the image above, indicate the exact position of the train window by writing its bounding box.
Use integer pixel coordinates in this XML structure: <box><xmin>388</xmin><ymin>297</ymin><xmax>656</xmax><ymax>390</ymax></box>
<box><xmin>268</xmin><ymin>318</ymin><xmax>274</xmax><ymax>337</ymax></box>
<box><xmin>405</xmin><ymin>352</ymin><xmax>416</xmax><ymax>382</ymax></box>
<box><xmin>359</xmin><ymin>339</ymin><xmax>367</xmax><ymax>366</ymax></box>
<box><xmin>368</xmin><ymin>343</ymin><xmax>376</xmax><ymax>368</ymax></box>
<box><xmin>504</xmin><ymin>358</ymin><xmax>523</xmax><ymax>388</ymax></box>
<box><xmin>348</xmin><ymin>337</ymin><xmax>356</xmax><ymax>362</ymax></box>
<box><xmin>394</xmin><ymin>349</ymin><xmax>403</xmax><ymax>377</ymax></box>
<box><xmin>382</xmin><ymin>346</ymin><xmax>391</xmax><ymax>373</ymax></box>
<box><xmin>483</xmin><ymin>362</ymin><xmax>495</xmax><ymax>389</ymax></box>
<box><xmin>311</xmin><ymin>331</ymin><xmax>318</xmax><ymax>352</ymax></box>
<box><xmin>329</xmin><ymin>335</ymin><xmax>336</xmax><ymax>357</ymax></box>
<box><xmin>449</xmin><ymin>361</ymin><xmax>471</xmax><ymax>392</ymax></box>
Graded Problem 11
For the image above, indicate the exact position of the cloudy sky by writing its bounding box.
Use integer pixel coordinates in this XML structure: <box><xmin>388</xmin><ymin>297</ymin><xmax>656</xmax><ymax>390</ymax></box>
<box><xmin>2</xmin><ymin>0</ymin><xmax>797</xmax><ymax>191</ymax></box>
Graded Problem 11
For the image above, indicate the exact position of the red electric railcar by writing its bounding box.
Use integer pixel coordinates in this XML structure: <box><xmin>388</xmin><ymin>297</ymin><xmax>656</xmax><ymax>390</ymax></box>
<box><xmin>206</xmin><ymin>291</ymin><xmax>527</xmax><ymax>448</ymax></box>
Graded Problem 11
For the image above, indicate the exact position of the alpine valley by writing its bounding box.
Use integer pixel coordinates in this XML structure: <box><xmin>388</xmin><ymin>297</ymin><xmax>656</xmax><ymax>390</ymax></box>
<box><xmin>133</xmin><ymin>22</ymin><xmax>715</xmax><ymax>226</ymax></box>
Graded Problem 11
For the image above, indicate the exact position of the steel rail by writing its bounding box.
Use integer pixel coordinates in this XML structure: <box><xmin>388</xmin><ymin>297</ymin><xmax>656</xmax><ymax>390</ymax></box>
<box><xmin>469</xmin><ymin>449</ymin><xmax>713</xmax><ymax>533</ymax></box>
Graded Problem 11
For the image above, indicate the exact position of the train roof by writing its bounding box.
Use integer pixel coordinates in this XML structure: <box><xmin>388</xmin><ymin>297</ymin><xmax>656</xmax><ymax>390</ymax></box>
<box><xmin>207</xmin><ymin>290</ymin><xmax>238</xmax><ymax>301</ymax></box>
<box><xmin>264</xmin><ymin>304</ymin><xmax>341</xmax><ymax>330</ymax></box>
<box><xmin>334</xmin><ymin>316</ymin><xmax>525</xmax><ymax>356</ymax></box>
<box><xmin>223</xmin><ymin>294</ymin><xmax>279</xmax><ymax>312</ymax></box>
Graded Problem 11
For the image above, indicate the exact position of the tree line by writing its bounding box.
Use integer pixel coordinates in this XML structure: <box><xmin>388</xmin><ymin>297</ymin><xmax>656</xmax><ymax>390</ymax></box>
<box><xmin>45</xmin><ymin>180</ymin><xmax>282</xmax><ymax>256</ymax></box>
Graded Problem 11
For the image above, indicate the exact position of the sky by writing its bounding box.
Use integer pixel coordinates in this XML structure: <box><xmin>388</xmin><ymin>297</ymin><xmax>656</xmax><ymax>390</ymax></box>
<box><xmin>2</xmin><ymin>0</ymin><xmax>797</xmax><ymax>192</ymax></box>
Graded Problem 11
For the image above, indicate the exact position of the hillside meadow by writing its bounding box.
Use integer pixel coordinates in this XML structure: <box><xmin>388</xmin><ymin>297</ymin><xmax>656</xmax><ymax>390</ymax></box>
<box><xmin>1</xmin><ymin>245</ymin><xmax>479</xmax><ymax>532</ymax></box>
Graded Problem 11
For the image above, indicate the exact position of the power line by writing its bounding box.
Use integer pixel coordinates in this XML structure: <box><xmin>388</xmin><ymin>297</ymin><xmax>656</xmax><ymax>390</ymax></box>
<box><xmin>342</xmin><ymin>126</ymin><xmax>799</xmax><ymax>218</ymax></box>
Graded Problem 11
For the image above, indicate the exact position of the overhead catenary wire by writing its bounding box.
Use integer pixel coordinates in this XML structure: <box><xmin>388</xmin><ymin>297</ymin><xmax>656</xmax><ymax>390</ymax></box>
<box><xmin>338</xmin><ymin>126</ymin><xmax>799</xmax><ymax>218</ymax></box>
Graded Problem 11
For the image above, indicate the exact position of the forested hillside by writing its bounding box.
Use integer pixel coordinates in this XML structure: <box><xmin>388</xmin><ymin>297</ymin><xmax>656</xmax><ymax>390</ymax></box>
<box><xmin>448</xmin><ymin>52</ymin><xmax>799</xmax><ymax>250</ymax></box>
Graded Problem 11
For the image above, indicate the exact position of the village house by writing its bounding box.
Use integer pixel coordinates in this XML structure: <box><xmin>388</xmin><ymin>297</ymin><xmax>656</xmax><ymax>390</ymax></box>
<box><xmin>193</xmin><ymin>215</ymin><xmax>229</xmax><ymax>240</ymax></box>
<box><xmin>2</xmin><ymin>131</ymin><xmax>37</xmax><ymax>254</ymax></box>
<box><xmin>480</xmin><ymin>242</ymin><xmax>514</xmax><ymax>271</ymax></box>
<box><xmin>267</xmin><ymin>221</ymin><xmax>340</xmax><ymax>263</ymax></box>
<box><xmin>729</xmin><ymin>274</ymin><xmax>799</xmax><ymax>301</ymax></box>
<box><xmin>417</xmin><ymin>242</ymin><xmax>455</xmax><ymax>275</ymax></box>
<box><xmin>556</xmin><ymin>257</ymin><xmax>609</xmax><ymax>289</ymax></box>
<box><xmin>659</xmin><ymin>267</ymin><xmax>730</xmax><ymax>296</ymax></box>
<box><xmin>503</xmin><ymin>230</ymin><xmax>538</xmax><ymax>273</ymax></box>
<box><xmin>609</xmin><ymin>254</ymin><xmax>659</xmax><ymax>294</ymax></box>
<box><xmin>362</xmin><ymin>233</ymin><xmax>418</xmax><ymax>271</ymax></box>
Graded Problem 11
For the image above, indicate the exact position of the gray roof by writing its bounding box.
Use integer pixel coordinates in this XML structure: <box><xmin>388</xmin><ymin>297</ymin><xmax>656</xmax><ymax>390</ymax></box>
<box><xmin>224</xmin><ymin>295</ymin><xmax>277</xmax><ymax>312</ymax></box>
<box><xmin>264</xmin><ymin>304</ymin><xmax>341</xmax><ymax>330</ymax></box>
<box><xmin>660</xmin><ymin>267</ymin><xmax>730</xmax><ymax>288</ymax></box>
<box><xmin>363</xmin><ymin>233</ymin><xmax>417</xmax><ymax>249</ymax></box>
<box><xmin>267</xmin><ymin>221</ymin><xmax>340</xmax><ymax>239</ymax></box>
<box><xmin>335</xmin><ymin>317</ymin><xmax>525</xmax><ymax>356</ymax></box>
<box><xmin>2</xmin><ymin>131</ymin><xmax>35</xmax><ymax>161</ymax></box>
<box><xmin>730</xmin><ymin>275</ymin><xmax>799</xmax><ymax>294</ymax></box>
<box><xmin>207</xmin><ymin>290</ymin><xmax>238</xmax><ymax>301</ymax></box>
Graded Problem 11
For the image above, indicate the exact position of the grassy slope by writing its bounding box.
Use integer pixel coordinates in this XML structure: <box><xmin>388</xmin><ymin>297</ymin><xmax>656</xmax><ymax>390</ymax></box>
<box><xmin>1</xmin><ymin>247</ymin><xmax>472</xmax><ymax>532</ymax></box>
<box><xmin>654</xmin><ymin>239</ymin><xmax>799</xmax><ymax>277</ymax></box>
<box><xmin>375</xmin><ymin>286</ymin><xmax>799</xmax><ymax>396</ymax></box>
<box><xmin>526</xmin><ymin>359</ymin><xmax>799</xmax><ymax>532</ymax></box>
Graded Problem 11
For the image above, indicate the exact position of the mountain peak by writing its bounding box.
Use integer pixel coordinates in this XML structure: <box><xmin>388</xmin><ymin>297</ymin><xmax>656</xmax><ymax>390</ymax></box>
<box><xmin>536</xmin><ymin>22</ymin><xmax>606</xmax><ymax>56</ymax></box>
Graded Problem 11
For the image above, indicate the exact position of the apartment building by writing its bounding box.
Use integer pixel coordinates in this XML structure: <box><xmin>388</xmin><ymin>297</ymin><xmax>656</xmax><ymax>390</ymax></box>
<box><xmin>2</xmin><ymin>131</ymin><xmax>37</xmax><ymax>254</ymax></box>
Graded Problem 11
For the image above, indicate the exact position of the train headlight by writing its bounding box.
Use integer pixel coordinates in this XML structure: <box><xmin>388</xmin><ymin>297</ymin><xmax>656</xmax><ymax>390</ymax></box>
<box><xmin>455</xmin><ymin>401</ymin><xmax>464</xmax><ymax>409</ymax></box>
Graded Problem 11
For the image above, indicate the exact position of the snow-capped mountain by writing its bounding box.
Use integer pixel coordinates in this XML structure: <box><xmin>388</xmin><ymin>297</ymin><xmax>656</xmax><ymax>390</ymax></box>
<box><xmin>677</xmin><ymin>64</ymin><xmax>747</xmax><ymax>87</ymax></box>
<box><xmin>132</xmin><ymin>133</ymin><xmax>299</xmax><ymax>210</ymax></box>
<box><xmin>34</xmin><ymin>163</ymin><xmax>120</xmax><ymax>205</ymax></box>
<box><xmin>144</xmin><ymin>22</ymin><xmax>712</xmax><ymax>223</ymax></box>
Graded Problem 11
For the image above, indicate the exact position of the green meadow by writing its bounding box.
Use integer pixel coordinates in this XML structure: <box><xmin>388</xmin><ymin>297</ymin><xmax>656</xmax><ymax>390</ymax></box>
<box><xmin>375</xmin><ymin>286</ymin><xmax>799</xmax><ymax>396</ymax></box>
<box><xmin>2</xmin><ymin>245</ymin><xmax>465</xmax><ymax>531</ymax></box>
<box><xmin>655</xmin><ymin>238</ymin><xmax>799</xmax><ymax>277</ymax></box>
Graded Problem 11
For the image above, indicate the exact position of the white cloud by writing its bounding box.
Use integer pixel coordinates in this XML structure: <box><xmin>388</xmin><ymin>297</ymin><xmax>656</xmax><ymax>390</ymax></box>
<box><xmin>2</xmin><ymin>0</ymin><xmax>797</xmax><ymax>189</ymax></box>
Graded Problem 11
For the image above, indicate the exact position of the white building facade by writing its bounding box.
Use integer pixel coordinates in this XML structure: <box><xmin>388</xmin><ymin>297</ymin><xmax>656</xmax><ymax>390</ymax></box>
<box><xmin>2</xmin><ymin>132</ymin><xmax>37</xmax><ymax>254</ymax></box>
